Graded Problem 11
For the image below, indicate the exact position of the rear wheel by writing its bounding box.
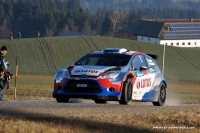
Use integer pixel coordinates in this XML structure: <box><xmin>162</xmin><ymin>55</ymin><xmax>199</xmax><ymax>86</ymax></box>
<box><xmin>119</xmin><ymin>78</ymin><xmax>133</xmax><ymax>105</ymax></box>
<box><xmin>94</xmin><ymin>99</ymin><xmax>107</xmax><ymax>104</ymax></box>
<box><xmin>152</xmin><ymin>83</ymin><xmax>166</xmax><ymax>106</ymax></box>
<box><xmin>56</xmin><ymin>97</ymin><xmax>69</xmax><ymax>103</ymax></box>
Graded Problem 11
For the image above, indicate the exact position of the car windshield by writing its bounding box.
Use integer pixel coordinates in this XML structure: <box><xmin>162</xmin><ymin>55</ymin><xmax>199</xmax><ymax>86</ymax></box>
<box><xmin>75</xmin><ymin>54</ymin><xmax>131</xmax><ymax>66</ymax></box>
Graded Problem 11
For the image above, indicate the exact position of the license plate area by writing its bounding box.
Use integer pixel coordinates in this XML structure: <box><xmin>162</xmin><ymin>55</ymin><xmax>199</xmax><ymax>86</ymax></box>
<box><xmin>76</xmin><ymin>84</ymin><xmax>87</xmax><ymax>87</ymax></box>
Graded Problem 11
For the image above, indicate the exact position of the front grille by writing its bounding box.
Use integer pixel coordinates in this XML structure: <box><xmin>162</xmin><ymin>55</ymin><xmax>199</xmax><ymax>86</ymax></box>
<box><xmin>65</xmin><ymin>80</ymin><xmax>102</xmax><ymax>93</ymax></box>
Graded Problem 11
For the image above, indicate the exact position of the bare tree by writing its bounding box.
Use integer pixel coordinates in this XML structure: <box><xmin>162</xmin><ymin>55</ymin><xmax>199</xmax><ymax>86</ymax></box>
<box><xmin>68</xmin><ymin>18</ymin><xmax>74</xmax><ymax>31</ymax></box>
<box><xmin>0</xmin><ymin>19</ymin><xmax>11</xmax><ymax>39</ymax></box>
<box><xmin>109</xmin><ymin>9</ymin><xmax>125</xmax><ymax>37</ymax></box>
<box><xmin>82</xmin><ymin>21</ymin><xmax>91</xmax><ymax>34</ymax></box>
<box><xmin>45</xmin><ymin>29</ymin><xmax>54</xmax><ymax>37</ymax></box>
<box><xmin>58</xmin><ymin>24</ymin><xmax>69</xmax><ymax>35</ymax></box>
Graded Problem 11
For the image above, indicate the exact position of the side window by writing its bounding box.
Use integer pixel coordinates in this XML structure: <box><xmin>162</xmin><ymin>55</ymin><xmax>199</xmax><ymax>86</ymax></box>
<box><xmin>146</xmin><ymin>56</ymin><xmax>156</xmax><ymax>68</ymax></box>
<box><xmin>132</xmin><ymin>55</ymin><xmax>147</xmax><ymax>70</ymax></box>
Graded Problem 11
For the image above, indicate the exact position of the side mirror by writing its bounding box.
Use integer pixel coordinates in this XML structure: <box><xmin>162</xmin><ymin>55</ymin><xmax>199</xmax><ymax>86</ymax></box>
<box><xmin>140</xmin><ymin>66</ymin><xmax>147</xmax><ymax>71</ymax></box>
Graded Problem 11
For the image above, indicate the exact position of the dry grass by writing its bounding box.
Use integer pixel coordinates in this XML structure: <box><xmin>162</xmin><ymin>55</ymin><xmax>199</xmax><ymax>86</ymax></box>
<box><xmin>3</xmin><ymin>75</ymin><xmax>200</xmax><ymax>104</ymax></box>
<box><xmin>0</xmin><ymin>107</ymin><xmax>199</xmax><ymax>133</ymax></box>
<box><xmin>167</xmin><ymin>81</ymin><xmax>200</xmax><ymax>104</ymax></box>
<box><xmin>141</xmin><ymin>111</ymin><xmax>200</xmax><ymax>128</ymax></box>
<box><xmin>0</xmin><ymin>117</ymin><xmax>156</xmax><ymax>133</ymax></box>
<box><xmin>3</xmin><ymin>75</ymin><xmax>54</xmax><ymax>100</ymax></box>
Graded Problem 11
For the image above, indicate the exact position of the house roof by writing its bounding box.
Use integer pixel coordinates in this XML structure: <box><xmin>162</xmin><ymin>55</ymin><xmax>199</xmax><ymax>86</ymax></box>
<box><xmin>121</xmin><ymin>19</ymin><xmax>200</xmax><ymax>40</ymax></box>
<box><xmin>121</xmin><ymin>20</ymin><xmax>165</xmax><ymax>38</ymax></box>
<box><xmin>143</xmin><ymin>18</ymin><xmax>200</xmax><ymax>23</ymax></box>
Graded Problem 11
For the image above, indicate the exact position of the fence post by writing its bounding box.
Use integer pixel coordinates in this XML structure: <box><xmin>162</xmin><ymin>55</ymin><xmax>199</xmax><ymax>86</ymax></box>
<box><xmin>14</xmin><ymin>54</ymin><xmax>18</xmax><ymax>100</ymax></box>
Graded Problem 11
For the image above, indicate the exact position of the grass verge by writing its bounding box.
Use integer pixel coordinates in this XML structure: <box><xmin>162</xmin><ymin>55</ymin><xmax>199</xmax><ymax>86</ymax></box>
<box><xmin>2</xmin><ymin>75</ymin><xmax>200</xmax><ymax>104</ymax></box>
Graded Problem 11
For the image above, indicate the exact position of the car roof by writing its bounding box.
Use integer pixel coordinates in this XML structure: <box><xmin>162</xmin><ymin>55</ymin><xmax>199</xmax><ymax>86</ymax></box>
<box><xmin>90</xmin><ymin>48</ymin><xmax>144</xmax><ymax>56</ymax></box>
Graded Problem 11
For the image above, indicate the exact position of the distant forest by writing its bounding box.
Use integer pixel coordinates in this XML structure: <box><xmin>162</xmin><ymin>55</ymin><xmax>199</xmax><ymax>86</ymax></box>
<box><xmin>0</xmin><ymin>0</ymin><xmax>200</xmax><ymax>39</ymax></box>
<box><xmin>80</xmin><ymin>0</ymin><xmax>200</xmax><ymax>14</ymax></box>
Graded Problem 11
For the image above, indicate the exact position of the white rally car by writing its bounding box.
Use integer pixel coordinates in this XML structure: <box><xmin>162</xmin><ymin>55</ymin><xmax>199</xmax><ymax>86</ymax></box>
<box><xmin>53</xmin><ymin>48</ymin><xmax>167</xmax><ymax>106</ymax></box>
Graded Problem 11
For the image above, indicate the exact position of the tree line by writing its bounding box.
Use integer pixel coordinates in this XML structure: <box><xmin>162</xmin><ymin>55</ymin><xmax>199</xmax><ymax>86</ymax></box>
<box><xmin>80</xmin><ymin>0</ymin><xmax>200</xmax><ymax>14</ymax></box>
<box><xmin>0</xmin><ymin>0</ymin><xmax>200</xmax><ymax>39</ymax></box>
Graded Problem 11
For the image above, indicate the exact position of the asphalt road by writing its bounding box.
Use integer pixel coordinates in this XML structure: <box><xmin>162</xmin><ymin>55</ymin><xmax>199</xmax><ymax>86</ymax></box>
<box><xmin>0</xmin><ymin>98</ymin><xmax>198</xmax><ymax>109</ymax></box>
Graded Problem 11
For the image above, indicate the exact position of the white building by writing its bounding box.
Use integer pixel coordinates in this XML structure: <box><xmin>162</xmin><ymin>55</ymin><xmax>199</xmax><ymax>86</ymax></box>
<box><xmin>121</xmin><ymin>19</ymin><xmax>200</xmax><ymax>47</ymax></box>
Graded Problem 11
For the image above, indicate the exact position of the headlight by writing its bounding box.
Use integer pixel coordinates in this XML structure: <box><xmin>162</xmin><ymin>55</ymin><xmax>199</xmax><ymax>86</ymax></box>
<box><xmin>98</xmin><ymin>71</ymin><xmax>120</xmax><ymax>79</ymax></box>
<box><xmin>63</xmin><ymin>71</ymin><xmax>70</xmax><ymax>78</ymax></box>
<box><xmin>54</xmin><ymin>70</ymin><xmax>70</xmax><ymax>83</ymax></box>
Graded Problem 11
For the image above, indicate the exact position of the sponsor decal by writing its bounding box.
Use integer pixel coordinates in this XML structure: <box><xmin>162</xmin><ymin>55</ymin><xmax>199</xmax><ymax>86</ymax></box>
<box><xmin>134</xmin><ymin>91</ymin><xmax>137</xmax><ymax>95</ymax></box>
<box><xmin>136</xmin><ymin>78</ymin><xmax>151</xmax><ymax>89</ymax></box>
<box><xmin>71</xmin><ymin>66</ymin><xmax>116</xmax><ymax>76</ymax></box>
<box><xmin>149</xmin><ymin>68</ymin><xmax>154</xmax><ymax>72</ymax></box>
<box><xmin>134</xmin><ymin>70</ymin><xmax>144</xmax><ymax>77</ymax></box>
<box><xmin>75</xmin><ymin>70</ymin><xmax>98</xmax><ymax>73</ymax></box>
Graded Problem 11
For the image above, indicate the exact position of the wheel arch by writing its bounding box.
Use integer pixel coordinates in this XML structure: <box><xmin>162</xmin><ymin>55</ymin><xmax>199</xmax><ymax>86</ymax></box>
<box><xmin>120</xmin><ymin>73</ymin><xmax>134</xmax><ymax>93</ymax></box>
<box><xmin>161</xmin><ymin>80</ymin><xmax>167</xmax><ymax>89</ymax></box>
<box><xmin>123</xmin><ymin>72</ymin><xmax>135</xmax><ymax>81</ymax></box>
<box><xmin>126</xmin><ymin>74</ymin><xmax>134</xmax><ymax>80</ymax></box>
<box><xmin>154</xmin><ymin>74</ymin><xmax>167</xmax><ymax>89</ymax></box>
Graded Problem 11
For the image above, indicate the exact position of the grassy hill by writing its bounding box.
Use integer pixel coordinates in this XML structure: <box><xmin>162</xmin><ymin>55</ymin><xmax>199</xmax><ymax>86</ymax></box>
<box><xmin>1</xmin><ymin>36</ymin><xmax>200</xmax><ymax>82</ymax></box>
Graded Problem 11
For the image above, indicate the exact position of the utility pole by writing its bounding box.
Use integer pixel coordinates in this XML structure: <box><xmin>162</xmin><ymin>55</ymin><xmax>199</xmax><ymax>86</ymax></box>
<box><xmin>162</xmin><ymin>44</ymin><xmax>165</xmax><ymax>76</ymax></box>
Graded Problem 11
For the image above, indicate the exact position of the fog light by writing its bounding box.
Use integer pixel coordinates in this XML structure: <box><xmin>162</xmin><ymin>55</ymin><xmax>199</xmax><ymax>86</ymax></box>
<box><xmin>108</xmin><ymin>88</ymin><xmax>115</xmax><ymax>92</ymax></box>
<box><xmin>58</xmin><ymin>86</ymin><xmax>61</xmax><ymax>90</ymax></box>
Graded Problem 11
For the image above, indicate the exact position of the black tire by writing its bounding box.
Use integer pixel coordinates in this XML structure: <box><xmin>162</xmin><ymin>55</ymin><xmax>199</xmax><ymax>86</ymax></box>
<box><xmin>56</xmin><ymin>97</ymin><xmax>69</xmax><ymax>103</ymax></box>
<box><xmin>152</xmin><ymin>83</ymin><xmax>166</xmax><ymax>106</ymax></box>
<box><xmin>119</xmin><ymin>78</ymin><xmax>133</xmax><ymax>105</ymax></box>
<box><xmin>94</xmin><ymin>99</ymin><xmax>107</xmax><ymax>104</ymax></box>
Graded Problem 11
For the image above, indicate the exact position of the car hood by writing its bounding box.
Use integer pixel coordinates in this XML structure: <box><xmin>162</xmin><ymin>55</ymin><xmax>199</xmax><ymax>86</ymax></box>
<box><xmin>71</xmin><ymin>65</ymin><xmax>120</xmax><ymax>76</ymax></box>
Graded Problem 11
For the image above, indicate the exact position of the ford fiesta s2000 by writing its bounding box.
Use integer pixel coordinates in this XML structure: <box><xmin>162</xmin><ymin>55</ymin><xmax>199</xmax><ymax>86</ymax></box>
<box><xmin>53</xmin><ymin>48</ymin><xmax>167</xmax><ymax>106</ymax></box>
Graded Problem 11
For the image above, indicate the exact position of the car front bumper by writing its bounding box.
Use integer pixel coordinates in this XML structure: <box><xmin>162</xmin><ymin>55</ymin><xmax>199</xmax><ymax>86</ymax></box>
<box><xmin>53</xmin><ymin>78</ymin><xmax>122</xmax><ymax>101</ymax></box>
<box><xmin>53</xmin><ymin>92</ymin><xmax>121</xmax><ymax>101</ymax></box>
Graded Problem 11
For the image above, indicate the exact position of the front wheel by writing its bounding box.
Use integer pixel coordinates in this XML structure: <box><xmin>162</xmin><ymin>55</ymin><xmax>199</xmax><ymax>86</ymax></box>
<box><xmin>56</xmin><ymin>97</ymin><xmax>69</xmax><ymax>103</ymax></box>
<box><xmin>119</xmin><ymin>78</ymin><xmax>133</xmax><ymax>105</ymax></box>
<box><xmin>152</xmin><ymin>83</ymin><xmax>166</xmax><ymax>106</ymax></box>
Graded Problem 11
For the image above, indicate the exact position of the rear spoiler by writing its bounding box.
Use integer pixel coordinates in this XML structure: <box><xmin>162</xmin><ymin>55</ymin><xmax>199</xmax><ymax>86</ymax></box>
<box><xmin>147</xmin><ymin>54</ymin><xmax>159</xmax><ymax>60</ymax></box>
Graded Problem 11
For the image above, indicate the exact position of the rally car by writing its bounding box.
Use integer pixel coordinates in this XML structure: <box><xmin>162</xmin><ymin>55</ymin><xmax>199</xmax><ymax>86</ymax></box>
<box><xmin>53</xmin><ymin>48</ymin><xmax>167</xmax><ymax>106</ymax></box>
